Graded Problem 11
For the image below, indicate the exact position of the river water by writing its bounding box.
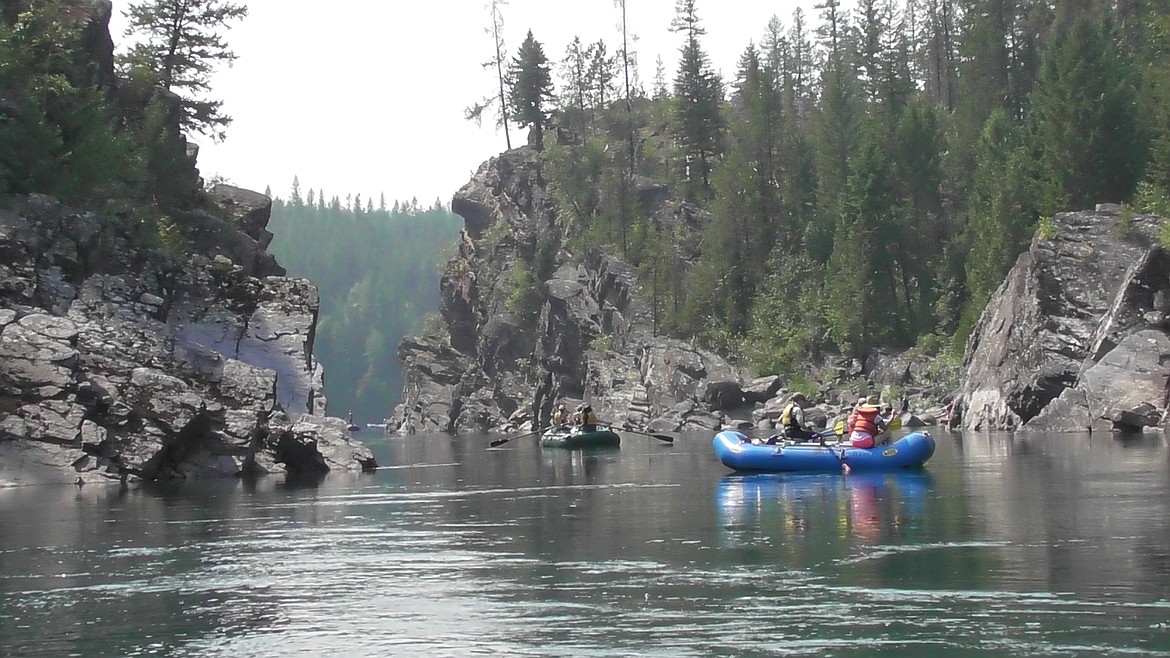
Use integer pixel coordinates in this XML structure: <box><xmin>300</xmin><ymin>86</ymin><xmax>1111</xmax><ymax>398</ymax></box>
<box><xmin>1</xmin><ymin>429</ymin><xmax>1168</xmax><ymax>657</ymax></box>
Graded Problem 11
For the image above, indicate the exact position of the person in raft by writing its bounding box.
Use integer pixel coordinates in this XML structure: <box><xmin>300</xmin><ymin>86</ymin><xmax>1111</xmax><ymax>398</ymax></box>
<box><xmin>848</xmin><ymin>395</ymin><xmax>889</xmax><ymax>448</ymax></box>
<box><xmin>552</xmin><ymin>403</ymin><xmax>568</xmax><ymax>426</ymax></box>
<box><xmin>580</xmin><ymin>404</ymin><xmax>599</xmax><ymax>431</ymax></box>
<box><xmin>775</xmin><ymin>393</ymin><xmax>819</xmax><ymax>443</ymax></box>
<box><xmin>846</xmin><ymin>396</ymin><xmax>867</xmax><ymax>432</ymax></box>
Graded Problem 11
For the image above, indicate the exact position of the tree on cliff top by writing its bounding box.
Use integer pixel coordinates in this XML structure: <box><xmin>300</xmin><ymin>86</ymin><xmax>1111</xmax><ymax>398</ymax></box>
<box><xmin>507</xmin><ymin>30</ymin><xmax>553</xmax><ymax>145</ymax></box>
<box><xmin>120</xmin><ymin>0</ymin><xmax>247</xmax><ymax>141</ymax></box>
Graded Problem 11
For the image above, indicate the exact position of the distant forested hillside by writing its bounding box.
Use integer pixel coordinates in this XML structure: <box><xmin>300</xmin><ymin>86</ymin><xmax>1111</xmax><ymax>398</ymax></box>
<box><xmin>268</xmin><ymin>185</ymin><xmax>461</xmax><ymax>424</ymax></box>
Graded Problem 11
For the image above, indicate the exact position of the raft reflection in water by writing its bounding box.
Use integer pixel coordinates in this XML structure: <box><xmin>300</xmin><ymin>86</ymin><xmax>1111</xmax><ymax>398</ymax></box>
<box><xmin>716</xmin><ymin>471</ymin><xmax>934</xmax><ymax>549</ymax></box>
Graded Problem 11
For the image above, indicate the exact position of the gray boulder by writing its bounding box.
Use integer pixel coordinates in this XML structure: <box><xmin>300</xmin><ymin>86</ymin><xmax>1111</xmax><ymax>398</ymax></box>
<box><xmin>957</xmin><ymin>207</ymin><xmax>1170</xmax><ymax>432</ymax></box>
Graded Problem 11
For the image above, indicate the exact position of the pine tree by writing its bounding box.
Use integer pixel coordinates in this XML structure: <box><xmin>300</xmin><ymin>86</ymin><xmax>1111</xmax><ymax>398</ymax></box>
<box><xmin>785</xmin><ymin>8</ymin><xmax>815</xmax><ymax>125</ymax></box>
<box><xmin>891</xmin><ymin>97</ymin><xmax>947</xmax><ymax>332</ymax></box>
<box><xmin>507</xmin><ymin>30</ymin><xmax>553</xmax><ymax>145</ymax></box>
<box><xmin>670</xmin><ymin>0</ymin><xmax>724</xmax><ymax>200</ymax></box>
<box><xmin>652</xmin><ymin>56</ymin><xmax>668</xmax><ymax>99</ymax></box>
<box><xmin>290</xmin><ymin>175</ymin><xmax>302</xmax><ymax>206</ymax></box>
<box><xmin>121</xmin><ymin>0</ymin><xmax>247</xmax><ymax>140</ymax></box>
<box><xmin>809</xmin><ymin>45</ymin><xmax>860</xmax><ymax>263</ymax></box>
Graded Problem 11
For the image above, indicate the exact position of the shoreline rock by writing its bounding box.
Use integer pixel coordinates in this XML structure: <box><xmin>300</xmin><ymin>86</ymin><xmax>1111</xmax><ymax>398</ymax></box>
<box><xmin>955</xmin><ymin>205</ymin><xmax>1170</xmax><ymax>433</ymax></box>
<box><xmin>0</xmin><ymin>193</ymin><xmax>376</xmax><ymax>488</ymax></box>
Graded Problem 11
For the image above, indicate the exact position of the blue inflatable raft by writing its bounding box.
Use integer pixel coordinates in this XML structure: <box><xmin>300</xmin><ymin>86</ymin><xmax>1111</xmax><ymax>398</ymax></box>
<box><xmin>712</xmin><ymin>430</ymin><xmax>936</xmax><ymax>473</ymax></box>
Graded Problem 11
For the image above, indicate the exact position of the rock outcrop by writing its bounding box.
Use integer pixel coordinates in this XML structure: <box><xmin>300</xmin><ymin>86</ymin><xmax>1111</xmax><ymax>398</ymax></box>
<box><xmin>391</xmin><ymin>146</ymin><xmax>750</xmax><ymax>434</ymax></box>
<box><xmin>956</xmin><ymin>205</ymin><xmax>1170</xmax><ymax>432</ymax></box>
<box><xmin>0</xmin><ymin>193</ymin><xmax>376</xmax><ymax>487</ymax></box>
<box><xmin>0</xmin><ymin>2</ymin><xmax>374</xmax><ymax>486</ymax></box>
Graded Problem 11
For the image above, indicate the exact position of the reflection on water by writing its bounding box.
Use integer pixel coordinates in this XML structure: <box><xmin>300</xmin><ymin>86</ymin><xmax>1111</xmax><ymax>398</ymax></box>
<box><xmin>1</xmin><ymin>430</ymin><xmax>1169</xmax><ymax>656</ymax></box>
<box><xmin>717</xmin><ymin>471</ymin><xmax>934</xmax><ymax>550</ymax></box>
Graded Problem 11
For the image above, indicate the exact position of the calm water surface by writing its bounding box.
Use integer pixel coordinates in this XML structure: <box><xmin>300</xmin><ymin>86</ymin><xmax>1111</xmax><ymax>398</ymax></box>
<box><xmin>1</xmin><ymin>430</ymin><xmax>1169</xmax><ymax>657</ymax></box>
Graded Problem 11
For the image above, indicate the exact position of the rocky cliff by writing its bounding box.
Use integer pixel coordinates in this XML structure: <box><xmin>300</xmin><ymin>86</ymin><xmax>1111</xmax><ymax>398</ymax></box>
<box><xmin>0</xmin><ymin>1</ymin><xmax>374</xmax><ymax>485</ymax></box>
<box><xmin>0</xmin><ymin>190</ymin><xmax>376</xmax><ymax>487</ymax></box>
<box><xmin>955</xmin><ymin>204</ymin><xmax>1170</xmax><ymax>433</ymax></box>
<box><xmin>391</xmin><ymin>146</ymin><xmax>751</xmax><ymax>434</ymax></box>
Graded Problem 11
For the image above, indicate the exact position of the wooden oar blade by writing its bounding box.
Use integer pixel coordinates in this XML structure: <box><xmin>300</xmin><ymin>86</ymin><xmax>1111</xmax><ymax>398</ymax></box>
<box><xmin>488</xmin><ymin>437</ymin><xmax>511</xmax><ymax>448</ymax></box>
<box><xmin>651</xmin><ymin>433</ymin><xmax>674</xmax><ymax>443</ymax></box>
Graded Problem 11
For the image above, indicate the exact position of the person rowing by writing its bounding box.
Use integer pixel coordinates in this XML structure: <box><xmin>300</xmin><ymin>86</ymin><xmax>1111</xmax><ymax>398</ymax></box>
<box><xmin>767</xmin><ymin>393</ymin><xmax>819</xmax><ymax>444</ymax></box>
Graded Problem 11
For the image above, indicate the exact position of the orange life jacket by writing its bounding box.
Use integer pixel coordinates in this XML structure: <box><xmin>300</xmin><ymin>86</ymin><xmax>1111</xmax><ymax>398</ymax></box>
<box><xmin>853</xmin><ymin>406</ymin><xmax>880</xmax><ymax>434</ymax></box>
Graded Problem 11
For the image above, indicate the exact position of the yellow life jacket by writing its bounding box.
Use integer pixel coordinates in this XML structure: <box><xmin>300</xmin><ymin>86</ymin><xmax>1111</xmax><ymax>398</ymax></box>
<box><xmin>780</xmin><ymin>403</ymin><xmax>799</xmax><ymax>429</ymax></box>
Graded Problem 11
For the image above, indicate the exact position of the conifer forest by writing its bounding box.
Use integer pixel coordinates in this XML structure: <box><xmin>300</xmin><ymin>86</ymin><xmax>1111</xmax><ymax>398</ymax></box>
<box><xmin>481</xmin><ymin>0</ymin><xmax>1170</xmax><ymax>378</ymax></box>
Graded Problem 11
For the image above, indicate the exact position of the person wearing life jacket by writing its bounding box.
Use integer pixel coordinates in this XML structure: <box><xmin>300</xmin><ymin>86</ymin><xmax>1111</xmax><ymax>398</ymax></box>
<box><xmin>581</xmin><ymin>404</ymin><xmax>599</xmax><ymax>430</ymax></box>
<box><xmin>571</xmin><ymin>404</ymin><xmax>585</xmax><ymax>426</ymax></box>
<box><xmin>774</xmin><ymin>393</ymin><xmax>818</xmax><ymax>443</ymax></box>
<box><xmin>846</xmin><ymin>396</ymin><xmax>867</xmax><ymax>434</ymax></box>
<box><xmin>552</xmin><ymin>403</ymin><xmax>568</xmax><ymax>426</ymax></box>
<box><xmin>849</xmin><ymin>395</ymin><xmax>888</xmax><ymax>449</ymax></box>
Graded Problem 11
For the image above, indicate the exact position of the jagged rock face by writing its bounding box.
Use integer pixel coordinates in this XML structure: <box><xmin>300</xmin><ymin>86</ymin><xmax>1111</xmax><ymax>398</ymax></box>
<box><xmin>0</xmin><ymin>194</ymin><xmax>375</xmax><ymax>487</ymax></box>
<box><xmin>956</xmin><ymin>206</ymin><xmax>1170</xmax><ymax>432</ymax></box>
<box><xmin>390</xmin><ymin>146</ymin><xmax>748</xmax><ymax>435</ymax></box>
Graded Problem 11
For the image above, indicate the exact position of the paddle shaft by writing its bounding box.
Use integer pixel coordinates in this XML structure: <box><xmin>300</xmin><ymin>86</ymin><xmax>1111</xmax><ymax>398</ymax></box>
<box><xmin>600</xmin><ymin>423</ymin><xmax>674</xmax><ymax>444</ymax></box>
<box><xmin>488</xmin><ymin>426</ymin><xmax>551</xmax><ymax>448</ymax></box>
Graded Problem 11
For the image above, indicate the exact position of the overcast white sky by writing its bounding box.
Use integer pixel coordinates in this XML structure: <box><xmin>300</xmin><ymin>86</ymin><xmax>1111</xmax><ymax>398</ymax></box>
<box><xmin>110</xmin><ymin>0</ymin><xmax>822</xmax><ymax>206</ymax></box>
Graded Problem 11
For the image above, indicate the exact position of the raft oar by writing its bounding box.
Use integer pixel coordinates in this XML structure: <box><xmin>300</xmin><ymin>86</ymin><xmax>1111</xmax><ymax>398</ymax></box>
<box><xmin>488</xmin><ymin>426</ymin><xmax>550</xmax><ymax>448</ymax></box>
<box><xmin>613</xmin><ymin>426</ymin><xmax>675</xmax><ymax>444</ymax></box>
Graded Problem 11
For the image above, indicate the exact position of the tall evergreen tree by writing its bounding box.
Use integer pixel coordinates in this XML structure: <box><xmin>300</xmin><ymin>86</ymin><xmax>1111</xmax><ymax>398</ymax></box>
<box><xmin>121</xmin><ymin>0</ymin><xmax>247</xmax><ymax>140</ymax></box>
<box><xmin>785</xmin><ymin>8</ymin><xmax>815</xmax><ymax>125</ymax></box>
<box><xmin>508</xmin><ymin>30</ymin><xmax>553</xmax><ymax>144</ymax></box>
<box><xmin>670</xmin><ymin>0</ymin><xmax>724</xmax><ymax>200</ymax></box>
